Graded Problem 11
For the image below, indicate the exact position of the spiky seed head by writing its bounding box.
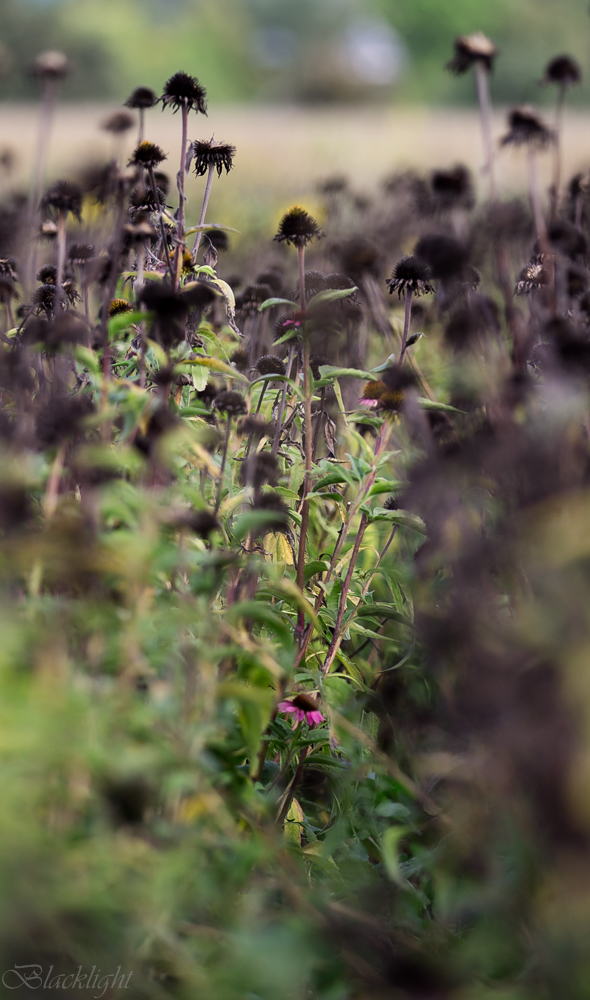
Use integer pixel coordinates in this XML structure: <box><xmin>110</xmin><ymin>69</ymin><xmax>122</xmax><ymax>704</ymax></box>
<box><xmin>229</xmin><ymin>348</ymin><xmax>249</xmax><ymax>372</ymax></box>
<box><xmin>41</xmin><ymin>180</ymin><xmax>82</xmax><ymax>221</ymax></box>
<box><xmin>125</xmin><ymin>86</ymin><xmax>157</xmax><ymax>109</ymax></box>
<box><xmin>256</xmin><ymin>354</ymin><xmax>286</xmax><ymax>377</ymax></box>
<box><xmin>515</xmin><ymin>255</ymin><xmax>551</xmax><ymax>295</ymax></box>
<box><xmin>30</xmin><ymin>50</ymin><xmax>70</xmax><ymax>80</ymax></box>
<box><xmin>101</xmin><ymin>111</ymin><xmax>135</xmax><ymax>135</ymax></box>
<box><xmin>159</xmin><ymin>72</ymin><xmax>208</xmax><ymax>114</ymax></box>
<box><xmin>192</xmin><ymin>139</ymin><xmax>235</xmax><ymax>177</ymax></box>
<box><xmin>273</xmin><ymin>206</ymin><xmax>324</xmax><ymax>248</ymax></box>
<box><xmin>501</xmin><ymin>107</ymin><xmax>555</xmax><ymax>148</ymax></box>
<box><xmin>68</xmin><ymin>243</ymin><xmax>94</xmax><ymax>266</ymax></box>
<box><xmin>430</xmin><ymin>165</ymin><xmax>475</xmax><ymax>211</ymax></box>
<box><xmin>213</xmin><ymin>390</ymin><xmax>247</xmax><ymax>417</ymax></box>
<box><xmin>236</xmin><ymin>414</ymin><xmax>273</xmax><ymax>439</ymax></box>
<box><xmin>251</xmin><ymin>490</ymin><xmax>290</xmax><ymax>535</ymax></box>
<box><xmin>241</xmin><ymin>452</ymin><xmax>279</xmax><ymax>489</ymax></box>
<box><xmin>447</xmin><ymin>33</ymin><xmax>497</xmax><ymax>75</ymax></box>
<box><xmin>386</xmin><ymin>255</ymin><xmax>435</xmax><ymax>298</ymax></box>
<box><xmin>186</xmin><ymin>510</ymin><xmax>219</xmax><ymax>539</ymax></box>
<box><xmin>36</xmin><ymin>264</ymin><xmax>57</xmax><ymax>285</ymax></box>
<box><xmin>383</xmin><ymin>496</ymin><xmax>400</xmax><ymax>511</ymax></box>
<box><xmin>543</xmin><ymin>55</ymin><xmax>581</xmax><ymax>87</ymax></box>
<box><xmin>129</xmin><ymin>141</ymin><xmax>167</xmax><ymax>168</ymax></box>
<box><xmin>108</xmin><ymin>298</ymin><xmax>133</xmax><ymax>318</ymax></box>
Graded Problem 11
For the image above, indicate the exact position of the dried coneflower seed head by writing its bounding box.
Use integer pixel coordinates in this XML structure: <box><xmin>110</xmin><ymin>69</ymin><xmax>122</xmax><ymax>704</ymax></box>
<box><xmin>129</xmin><ymin>142</ymin><xmax>167</xmax><ymax>168</ymax></box>
<box><xmin>237</xmin><ymin>414</ymin><xmax>272</xmax><ymax>439</ymax></box>
<box><xmin>447</xmin><ymin>32</ymin><xmax>497</xmax><ymax>75</ymax></box>
<box><xmin>129</xmin><ymin>184</ymin><xmax>165</xmax><ymax>215</ymax></box>
<box><xmin>213</xmin><ymin>390</ymin><xmax>247</xmax><ymax>417</ymax></box>
<box><xmin>241</xmin><ymin>451</ymin><xmax>279</xmax><ymax>489</ymax></box>
<box><xmin>336</xmin><ymin>237</ymin><xmax>380</xmax><ymax>281</ymax></box>
<box><xmin>101</xmin><ymin>111</ymin><xmax>135</xmax><ymax>135</ymax></box>
<box><xmin>230</xmin><ymin>348</ymin><xmax>249</xmax><ymax>372</ymax></box>
<box><xmin>30</xmin><ymin>50</ymin><xmax>70</xmax><ymax>80</ymax></box>
<box><xmin>192</xmin><ymin>139</ymin><xmax>236</xmax><ymax>177</ymax></box>
<box><xmin>256</xmin><ymin>355</ymin><xmax>286</xmax><ymax>377</ymax></box>
<box><xmin>108</xmin><ymin>298</ymin><xmax>133</xmax><ymax>317</ymax></box>
<box><xmin>546</xmin><ymin>220</ymin><xmax>587</xmax><ymax>260</ymax></box>
<box><xmin>41</xmin><ymin>180</ymin><xmax>82</xmax><ymax>221</ymax></box>
<box><xmin>186</xmin><ymin>510</ymin><xmax>219</xmax><ymax>539</ymax></box>
<box><xmin>273</xmin><ymin>206</ymin><xmax>324</xmax><ymax>248</ymax></box>
<box><xmin>125</xmin><ymin>86</ymin><xmax>157</xmax><ymax>110</ymax></box>
<box><xmin>203</xmin><ymin>229</ymin><xmax>229</xmax><ymax>254</ymax></box>
<box><xmin>68</xmin><ymin>243</ymin><xmax>94</xmax><ymax>266</ymax></box>
<box><xmin>0</xmin><ymin>257</ymin><xmax>18</xmax><ymax>280</ymax></box>
<box><xmin>33</xmin><ymin>284</ymin><xmax>57</xmax><ymax>313</ymax></box>
<box><xmin>0</xmin><ymin>276</ymin><xmax>16</xmax><ymax>304</ymax></box>
<box><xmin>414</xmin><ymin>234</ymin><xmax>468</xmax><ymax>281</ymax></box>
<box><xmin>386</xmin><ymin>255</ymin><xmax>434</xmax><ymax>298</ymax></box>
<box><xmin>542</xmin><ymin>55</ymin><xmax>581</xmax><ymax>87</ymax></box>
<box><xmin>515</xmin><ymin>255</ymin><xmax>551</xmax><ymax>295</ymax></box>
<box><xmin>430</xmin><ymin>165</ymin><xmax>475</xmax><ymax>211</ymax></box>
<box><xmin>251</xmin><ymin>491</ymin><xmax>289</xmax><ymax>535</ymax></box>
<box><xmin>383</xmin><ymin>496</ymin><xmax>400</xmax><ymax>511</ymax></box>
<box><xmin>159</xmin><ymin>72</ymin><xmax>208</xmax><ymax>114</ymax></box>
<box><xmin>501</xmin><ymin>107</ymin><xmax>555</xmax><ymax>148</ymax></box>
<box><xmin>36</xmin><ymin>263</ymin><xmax>57</xmax><ymax>285</ymax></box>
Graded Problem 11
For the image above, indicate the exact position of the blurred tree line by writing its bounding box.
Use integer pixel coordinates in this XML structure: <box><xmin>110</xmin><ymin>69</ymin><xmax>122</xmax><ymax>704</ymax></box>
<box><xmin>0</xmin><ymin>0</ymin><xmax>589</xmax><ymax>104</ymax></box>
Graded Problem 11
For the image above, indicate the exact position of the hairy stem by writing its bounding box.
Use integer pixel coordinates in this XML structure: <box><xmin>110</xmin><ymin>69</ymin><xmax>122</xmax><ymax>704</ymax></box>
<box><xmin>475</xmin><ymin>62</ymin><xmax>497</xmax><ymax>200</ymax></box>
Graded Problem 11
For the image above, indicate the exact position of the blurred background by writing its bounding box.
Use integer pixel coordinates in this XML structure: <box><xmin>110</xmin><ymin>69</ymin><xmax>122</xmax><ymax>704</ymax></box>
<box><xmin>1</xmin><ymin>0</ymin><xmax>590</xmax><ymax>104</ymax></box>
<box><xmin>2</xmin><ymin>0</ymin><xmax>590</xmax><ymax>256</ymax></box>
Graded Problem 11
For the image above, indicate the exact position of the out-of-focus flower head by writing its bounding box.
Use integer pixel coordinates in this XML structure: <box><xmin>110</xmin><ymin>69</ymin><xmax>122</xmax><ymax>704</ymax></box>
<box><xmin>273</xmin><ymin>206</ymin><xmax>324</xmax><ymax>248</ymax></box>
<box><xmin>278</xmin><ymin>693</ymin><xmax>325</xmax><ymax>727</ymax></box>
<box><xmin>101</xmin><ymin>111</ymin><xmax>135</xmax><ymax>135</ymax></box>
<box><xmin>501</xmin><ymin>107</ymin><xmax>555</xmax><ymax>149</ymax></box>
<box><xmin>386</xmin><ymin>255</ymin><xmax>435</xmax><ymax>298</ymax></box>
<box><xmin>542</xmin><ymin>55</ymin><xmax>581</xmax><ymax>87</ymax></box>
<box><xmin>128</xmin><ymin>142</ymin><xmax>167</xmax><ymax>169</ymax></box>
<box><xmin>192</xmin><ymin>138</ymin><xmax>236</xmax><ymax>178</ymax></box>
<box><xmin>30</xmin><ymin>50</ymin><xmax>70</xmax><ymax>80</ymax></box>
<box><xmin>447</xmin><ymin>33</ymin><xmax>497</xmax><ymax>75</ymax></box>
<box><xmin>125</xmin><ymin>86</ymin><xmax>157</xmax><ymax>110</ymax></box>
<box><xmin>41</xmin><ymin>180</ymin><xmax>82</xmax><ymax>221</ymax></box>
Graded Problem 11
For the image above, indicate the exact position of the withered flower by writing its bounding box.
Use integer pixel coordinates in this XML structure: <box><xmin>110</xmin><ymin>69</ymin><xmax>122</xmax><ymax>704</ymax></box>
<box><xmin>0</xmin><ymin>257</ymin><xmax>18</xmax><ymax>281</ymax></box>
<box><xmin>273</xmin><ymin>206</ymin><xmax>324</xmax><ymax>248</ymax></box>
<box><xmin>101</xmin><ymin>111</ymin><xmax>135</xmax><ymax>135</ymax></box>
<box><xmin>213</xmin><ymin>391</ymin><xmax>247</xmax><ymax>418</ymax></box>
<box><xmin>129</xmin><ymin>142</ymin><xmax>167</xmax><ymax>168</ymax></box>
<box><xmin>241</xmin><ymin>451</ymin><xmax>279</xmax><ymax>490</ymax></box>
<box><xmin>501</xmin><ymin>107</ymin><xmax>555</xmax><ymax>148</ymax></box>
<box><xmin>185</xmin><ymin>509</ymin><xmax>220</xmax><ymax>539</ymax></box>
<box><xmin>542</xmin><ymin>55</ymin><xmax>581</xmax><ymax>87</ymax></box>
<box><xmin>515</xmin><ymin>255</ymin><xmax>551</xmax><ymax>295</ymax></box>
<box><xmin>36</xmin><ymin>263</ymin><xmax>57</xmax><ymax>285</ymax></box>
<box><xmin>159</xmin><ymin>72</ymin><xmax>208</xmax><ymax>114</ymax></box>
<box><xmin>447</xmin><ymin>33</ymin><xmax>497</xmax><ymax>75</ymax></box>
<box><xmin>430</xmin><ymin>165</ymin><xmax>475</xmax><ymax>212</ymax></box>
<box><xmin>192</xmin><ymin>139</ymin><xmax>236</xmax><ymax>177</ymax></box>
<box><xmin>256</xmin><ymin>355</ymin><xmax>286</xmax><ymax>377</ymax></box>
<box><xmin>387</xmin><ymin>256</ymin><xmax>434</xmax><ymax>298</ymax></box>
<box><xmin>251</xmin><ymin>490</ymin><xmax>290</xmax><ymax>536</ymax></box>
<box><xmin>125</xmin><ymin>87</ymin><xmax>157</xmax><ymax>110</ymax></box>
<box><xmin>41</xmin><ymin>180</ymin><xmax>82</xmax><ymax>221</ymax></box>
<box><xmin>68</xmin><ymin>243</ymin><xmax>94</xmax><ymax>267</ymax></box>
<box><xmin>30</xmin><ymin>50</ymin><xmax>70</xmax><ymax>80</ymax></box>
<box><xmin>229</xmin><ymin>348</ymin><xmax>249</xmax><ymax>372</ymax></box>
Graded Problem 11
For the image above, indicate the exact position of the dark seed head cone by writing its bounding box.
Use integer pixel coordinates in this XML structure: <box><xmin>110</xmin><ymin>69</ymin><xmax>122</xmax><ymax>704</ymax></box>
<box><xmin>159</xmin><ymin>72</ymin><xmax>208</xmax><ymax>114</ymax></box>
<box><xmin>229</xmin><ymin>348</ymin><xmax>249</xmax><ymax>372</ymax></box>
<box><xmin>185</xmin><ymin>509</ymin><xmax>220</xmax><ymax>539</ymax></box>
<box><xmin>273</xmin><ymin>206</ymin><xmax>324</xmax><ymax>248</ymax></box>
<box><xmin>41</xmin><ymin>180</ymin><xmax>83</xmax><ymax>221</ymax></box>
<box><xmin>125</xmin><ymin>86</ymin><xmax>157</xmax><ymax>110</ymax></box>
<box><xmin>108</xmin><ymin>298</ymin><xmax>133</xmax><ymax>318</ymax></box>
<box><xmin>335</xmin><ymin>237</ymin><xmax>381</xmax><ymax>281</ymax></box>
<box><xmin>515</xmin><ymin>255</ymin><xmax>551</xmax><ymax>295</ymax></box>
<box><xmin>430</xmin><ymin>165</ymin><xmax>475</xmax><ymax>212</ymax></box>
<box><xmin>68</xmin><ymin>243</ymin><xmax>94</xmax><ymax>266</ymax></box>
<box><xmin>501</xmin><ymin>107</ymin><xmax>555</xmax><ymax>149</ymax></box>
<box><xmin>101</xmin><ymin>111</ymin><xmax>135</xmax><ymax>135</ymax></box>
<box><xmin>36</xmin><ymin>264</ymin><xmax>57</xmax><ymax>285</ymax></box>
<box><xmin>193</xmin><ymin>139</ymin><xmax>236</xmax><ymax>177</ymax></box>
<box><xmin>387</xmin><ymin>255</ymin><xmax>435</xmax><ymax>297</ymax></box>
<box><xmin>256</xmin><ymin>355</ymin><xmax>286</xmax><ymax>377</ymax></box>
<box><xmin>543</xmin><ymin>55</ymin><xmax>581</xmax><ymax>87</ymax></box>
<box><xmin>129</xmin><ymin>142</ymin><xmax>167</xmax><ymax>168</ymax></box>
<box><xmin>251</xmin><ymin>490</ymin><xmax>290</xmax><ymax>536</ymax></box>
<box><xmin>241</xmin><ymin>451</ymin><xmax>279</xmax><ymax>489</ymax></box>
<box><xmin>203</xmin><ymin>229</ymin><xmax>229</xmax><ymax>254</ymax></box>
<box><xmin>213</xmin><ymin>390</ymin><xmax>247</xmax><ymax>417</ymax></box>
<box><xmin>447</xmin><ymin>33</ymin><xmax>497</xmax><ymax>75</ymax></box>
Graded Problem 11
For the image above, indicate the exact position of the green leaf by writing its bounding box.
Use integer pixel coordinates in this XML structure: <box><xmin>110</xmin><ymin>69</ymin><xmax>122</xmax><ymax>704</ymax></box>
<box><xmin>418</xmin><ymin>398</ymin><xmax>464</xmax><ymax>414</ymax></box>
<box><xmin>304</xmin><ymin>560</ymin><xmax>329</xmax><ymax>583</ymax></box>
<box><xmin>355</xmin><ymin>604</ymin><xmax>415</xmax><ymax>628</ymax></box>
<box><xmin>259</xmin><ymin>297</ymin><xmax>299</xmax><ymax>313</ymax></box>
<box><xmin>381</xmin><ymin>826</ymin><xmax>411</xmax><ymax>885</ymax></box>
<box><xmin>318</xmin><ymin>365</ymin><xmax>375</xmax><ymax>380</ymax></box>
<box><xmin>191</xmin><ymin>366</ymin><xmax>209</xmax><ymax>392</ymax></box>
<box><xmin>307</xmin><ymin>287</ymin><xmax>357</xmax><ymax>309</ymax></box>
<box><xmin>225</xmin><ymin>602</ymin><xmax>292</xmax><ymax>644</ymax></box>
<box><xmin>367</xmin><ymin>481</ymin><xmax>404</xmax><ymax>497</ymax></box>
<box><xmin>183</xmin><ymin>356</ymin><xmax>248</xmax><ymax>381</ymax></box>
<box><xmin>184</xmin><ymin>224</ymin><xmax>240</xmax><ymax>236</ymax></box>
<box><xmin>108</xmin><ymin>310</ymin><xmax>144</xmax><ymax>338</ymax></box>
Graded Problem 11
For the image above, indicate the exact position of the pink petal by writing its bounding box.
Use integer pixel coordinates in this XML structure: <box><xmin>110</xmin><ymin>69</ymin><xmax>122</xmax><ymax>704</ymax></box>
<box><xmin>306</xmin><ymin>710</ymin><xmax>325</xmax><ymax>726</ymax></box>
<box><xmin>358</xmin><ymin>398</ymin><xmax>380</xmax><ymax>408</ymax></box>
<box><xmin>292</xmin><ymin>708</ymin><xmax>306</xmax><ymax>723</ymax></box>
<box><xmin>278</xmin><ymin>701</ymin><xmax>296</xmax><ymax>713</ymax></box>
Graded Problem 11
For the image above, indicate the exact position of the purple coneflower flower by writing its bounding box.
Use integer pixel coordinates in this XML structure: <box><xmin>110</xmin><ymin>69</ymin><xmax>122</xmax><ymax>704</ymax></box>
<box><xmin>278</xmin><ymin>694</ymin><xmax>325</xmax><ymax>727</ymax></box>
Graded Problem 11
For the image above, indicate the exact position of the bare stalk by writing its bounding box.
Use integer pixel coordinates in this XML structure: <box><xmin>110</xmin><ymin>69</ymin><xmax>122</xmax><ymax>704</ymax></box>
<box><xmin>174</xmin><ymin>101</ymin><xmax>189</xmax><ymax>290</ymax></box>
<box><xmin>527</xmin><ymin>148</ymin><xmax>550</xmax><ymax>254</ymax></box>
<box><xmin>550</xmin><ymin>83</ymin><xmax>566</xmax><ymax>220</ymax></box>
<box><xmin>214</xmin><ymin>416</ymin><xmax>232</xmax><ymax>515</ymax></box>
<box><xmin>475</xmin><ymin>61</ymin><xmax>497</xmax><ymax>200</ymax></box>
<box><xmin>399</xmin><ymin>289</ymin><xmax>413</xmax><ymax>363</ymax></box>
<box><xmin>55</xmin><ymin>209</ymin><xmax>67</xmax><ymax>309</ymax></box>
<box><xmin>26</xmin><ymin>77</ymin><xmax>59</xmax><ymax>292</ymax></box>
<box><xmin>136</xmin><ymin>241</ymin><xmax>147</xmax><ymax>388</ymax></box>
<box><xmin>271</xmin><ymin>343</ymin><xmax>295</xmax><ymax>456</ymax></box>
<box><xmin>295</xmin><ymin>247</ymin><xmax>313</xmax><ymax>639</ymax></box>
<box><xmin>192</xmin><ymin>163</ymin><xmax>215</xmax><ymax>259</ymax></box>
<box><xmin>321</xmin><ymin>512</ymin><xmax>368</xmax><ymax>676</ymax></box>
<box><xmin>148</xmin><ymin>166</ymin><xmax>173</xmax><ymax>277</ymax></box>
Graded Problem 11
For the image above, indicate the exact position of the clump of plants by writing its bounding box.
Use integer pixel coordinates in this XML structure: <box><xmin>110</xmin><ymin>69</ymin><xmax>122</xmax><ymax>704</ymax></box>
<box><xmin>1</xmin><ymin>37</ymin><xmax>590</xmax><ymax>1000</ymax></box>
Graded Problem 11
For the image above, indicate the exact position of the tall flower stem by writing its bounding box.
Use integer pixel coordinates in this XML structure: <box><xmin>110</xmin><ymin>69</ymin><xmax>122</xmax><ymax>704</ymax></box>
<box><xmin>244</xmin><ymin>384</ymin><xmax>268</xmax><ymax>460</ymax></box>
<box><xmin>214</xmin><ymin>416</ymin><xmax>232</xmax><ymax>515</ymax></box>
<box><xmin>475</xmin><ymin>62</ymin><xmax>497</xmax><ymax>200</ymax></box>
<box><xmin>321</xmin><ymin>512</ymin><xmax>368</xmax><ymax>677</ymax></box>
<box><xmin>527</xmin><ymin>148</ymin><xmax>550</xmax><ymax>254</ymax></box>
<box><xmin>399</xmin><ymin>289</ymin><xmax>413</xmax><ymax>363</ymax></box>
<box><xmin>174</xmin><ymin>101</ymin><xmax>189</xmax><ymax>290</ymax></box>
<box><xmin>55</xmin><ymin>209</ymin><xmax>67</xmax><ymax>310</ymax></box>
<box><xmin>136</xmin><ymin>241</ymin><xmax>147</xmax><ymax>387</ymax></box>
<box><xmin>295</xmin><ymin>247</ymin><xmax>312</xmax><ymax>641</ymax></box>
<box><xmin>271</xmin><ymin>344</ymin><xmax>295</xmax><ymax>457</ymax></box>
<box><xmin>148</xmin><ymin>166</ymin><xmax>173</xmax><ymax>277</ymax></box>
<box><xmin>550</xmin><ymin>83</ymin><xmax>566</xmax><ymax>220</ymax></box>
<box><xmin>192</xmin><ymin>164</ymin><xmax>215</xmax><ymax>260</ymax></box>
<box><xmin>26</xmin><ymin>77</ymin><xmax>59</xmax><ymax>292</ymax></box>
